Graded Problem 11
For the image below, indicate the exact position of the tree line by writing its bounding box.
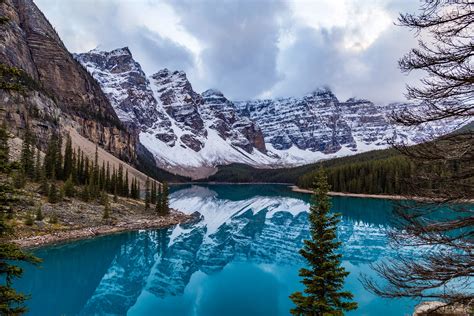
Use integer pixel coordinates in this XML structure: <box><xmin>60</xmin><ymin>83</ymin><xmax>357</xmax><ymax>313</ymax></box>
<box><xmin>0</xmin><ymin>123</ymin><xmax>171</xmax><ymax>313</ymax></box>
<box><xmin>15</xmin><ymin>126</ymin><xmax>170</xmax><ymax>214</ymax></box>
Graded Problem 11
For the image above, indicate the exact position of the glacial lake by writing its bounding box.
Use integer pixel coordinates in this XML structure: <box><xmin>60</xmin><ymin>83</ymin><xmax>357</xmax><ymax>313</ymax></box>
<box><xmin>16</xmin><ymin>184</ymin><xmax>419</xmax><ymax>315</ymax></box>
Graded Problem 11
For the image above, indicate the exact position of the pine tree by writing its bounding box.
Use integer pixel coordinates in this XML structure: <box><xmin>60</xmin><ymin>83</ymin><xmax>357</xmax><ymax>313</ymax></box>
<box><xmin>93</xmin><ymin>145</ymin><xmax>99</xmax><ymax>186</ymax></box>
<box><xmin>145</xmin><ymin>177</ymin><xmax>150</xmax><ymax>210</ymax></box>
<box><xmin>290</xmin><ymin>168</ymin><xmax>357</xmax><ymax>316</ymax></box>
<box><xmin>151</xmin><ymin>181</ymin><xmax>157</xmax><ymax>204</ymax></box>
<box><xmin>161</xmin><ymin>181</ymin><xmax>170</xmax><ymax>215</ymax></box>
<box><xmin>101</xmin><ymin>193</ymin><xmax>111</xmax><ymax>220</ymax></box>
<box><xmin>123</xmin><ymin>170</ymin><xmax>129</xmax><ymax>197</ymax></box>
<box><xmin>99</xmin><ymin>161</ymin><xmax>105</xmax><ymax>191</ymax></box>
<box><xmin>62</xmin><ymin>133</ymin><xmax>73</xmax><ymax>179</ymax></box>
<box><xmin>105</xmin><ymin>162</ymin><xmax>110</xmax><ymax>192</ymax></box>
<box><xmin>54</xmin><ymin>133</ymin><xmax>63</xmax><ymax>180</ymax></box>
<box><xmin>117</xmin><ymin>164</ymin><xmax>123</xmax><ymax>196</ymax></box>
<box><xmin>0</xmin><ymin>179</ymin><xmax>40</xmax><ymax>314</ymax></box>
<box><xmin>44</xmin><ymin>133</ymin><xmax>58</xmax><ymax>179</ymax></box>
<box><xmin>35</xmin><ymin>207</ymin><xmax>44</xmax><ymax>221</ymax></box>
<box><xmin>48</xmin><ymin>183</ymin><xmax>59</xmax><ymax>204</ymax></box>
<box><xmin>63</xmin><ymin>175</ymin><xmax>75</xmax><ymax>197</ymax></box>
<box><xmin>0</xmin><ymin>123</ymin><xmax>9</xmax><ymax>173</ymax></box>
<box><xmin>155</xmin><ymin>184</ymin><xmax>163</xmax><ymax>215</ymax></box>
<box><xmin>20</xmin><ymin>125</ymin><xmax>35</xmax><ymax>179</ymax></box>
<box><xmin>34</xmin><ymin>147</ymin><xmax>41</xmax><ymax>182</ymax></box>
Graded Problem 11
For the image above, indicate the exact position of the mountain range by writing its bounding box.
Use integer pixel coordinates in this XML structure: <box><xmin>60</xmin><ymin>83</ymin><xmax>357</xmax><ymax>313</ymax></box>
<box><xmin>0</xmin><ymin>0</ymin><xmax>465</xmax><ymax>181</ymax></box>
<box><xmin>75</xmin><ymin>47</ymin><xmax>463</xmax><ymax>178</ymax></box>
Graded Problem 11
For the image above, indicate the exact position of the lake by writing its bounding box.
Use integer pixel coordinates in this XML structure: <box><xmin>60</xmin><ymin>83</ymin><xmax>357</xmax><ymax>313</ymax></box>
<box><xmin>16</xmin><ymin>184</ymin><xmax>418</xmax><ymax>315</ymax></box>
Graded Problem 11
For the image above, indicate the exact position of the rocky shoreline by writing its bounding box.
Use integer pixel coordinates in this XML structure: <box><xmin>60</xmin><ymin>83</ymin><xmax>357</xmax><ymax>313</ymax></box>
<box><xmin>15</xmin><ymin>211</ymin><xmax>192</xmax><ymax>249</ymax></box>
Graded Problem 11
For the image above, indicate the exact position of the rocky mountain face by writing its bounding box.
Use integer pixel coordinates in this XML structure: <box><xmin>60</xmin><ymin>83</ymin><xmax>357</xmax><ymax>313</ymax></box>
<box><xmin>0</xmin><ymin>0</ymin><xmax>135</xmax><ymax>161</ymax></box>
<box><xmin>76</xmin><ymin>46</ymin><xmax>467</xmax><ymax>177</ymax></box>
<box><xmin>76</xmin><ymin>48</ymin><xmax>270</xmax><ymax>178</ymax></box>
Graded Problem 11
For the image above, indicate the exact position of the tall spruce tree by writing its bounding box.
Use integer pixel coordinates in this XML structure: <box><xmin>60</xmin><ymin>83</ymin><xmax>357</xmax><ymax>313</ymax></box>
<box><xmin>62</xmin><ymin>133</ymin><xmax>73</xmax><ymax>179</ymax></box>
<box><xmin>161</xmin><ymin>182</ymin><xmax>170</xmax><ymax>215</ymax></box>
<box><xmin>151</xmin><ymin>181</ymin><xmax>157</xmax><ymax>204</ymax></box>
<box><xmin>0</xmin><ymin>133</ymin><xmax>40</xmax><ymax>313</ymax></box>
<box><xmin>145</xmin><ymin>177</ymin><xmax>150</xmax><ymax>210</ymax></box>
<box><xmin>155</xmin><ymin>184</ymin><xmax>163</xmax><ymax>215</ymax></box>
<box><xmin>54</xmin><ymin>133</ymin><xmax>63</xmax><ymax>180</ymax></box>
<box><xmin>20</xmin><ymin>125</ymin><xmax>35</xmax><ymax>179</ymax></box>
<box><xmin>0</xmin><ymin>123</ymin><xmax>9</xmax><ymax>173</ymax></box>
<box><xmin>290</xmin><ymin>168</ymin><xmax>357</xmax><ymax>316</ymax></box>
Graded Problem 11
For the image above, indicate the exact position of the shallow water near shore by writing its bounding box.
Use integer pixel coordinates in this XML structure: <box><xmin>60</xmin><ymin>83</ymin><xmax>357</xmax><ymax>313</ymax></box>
<box><xmin>16</xmin><ymin>184</ymin><xmax>418</xmax><ymax>315</ymax></box>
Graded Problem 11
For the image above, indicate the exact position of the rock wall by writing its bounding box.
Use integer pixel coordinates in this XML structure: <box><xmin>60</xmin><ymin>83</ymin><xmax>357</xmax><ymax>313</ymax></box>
<box><xmin>0</xmin><ymin>0</ymin><xmax>136</xmax><ymax>161</ymax></box>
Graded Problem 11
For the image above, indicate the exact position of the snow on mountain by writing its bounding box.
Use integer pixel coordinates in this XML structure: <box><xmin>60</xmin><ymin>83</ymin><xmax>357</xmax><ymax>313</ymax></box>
<box><xmin>76</xmin><ymin>47</ymin><xmax>467</xmax><ymax>178</ymax></box>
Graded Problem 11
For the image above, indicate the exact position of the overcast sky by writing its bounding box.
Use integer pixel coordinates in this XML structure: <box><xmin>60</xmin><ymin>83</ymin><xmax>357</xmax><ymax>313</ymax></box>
<box><xmin>35</xmin><ymin>0</ymin><xmax>422</xmax><ymax>103</ymax></box>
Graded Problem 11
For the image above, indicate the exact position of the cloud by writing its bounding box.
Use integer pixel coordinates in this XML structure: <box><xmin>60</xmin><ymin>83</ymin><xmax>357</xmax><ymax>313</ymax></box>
<box><xmin>35</xmin><ymin>0</ymin><xmax>421</xmax><ymax>103</ymax></box>
<box><xmin>35</xmin><ymin>0</ymin><xmax>195</xmax><ymax>74</ymax></box>
<box><xmin>164</xmin><ymin>0</ymin><xmax>289</xmax><ymax>98</ymax></box>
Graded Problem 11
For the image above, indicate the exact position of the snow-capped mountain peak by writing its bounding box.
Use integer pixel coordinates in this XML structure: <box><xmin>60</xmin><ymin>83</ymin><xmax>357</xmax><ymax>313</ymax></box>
<box><xmin>75</xmin><ymin>47</ymin><xmax>466</xmax><ymax>178</ymax></box>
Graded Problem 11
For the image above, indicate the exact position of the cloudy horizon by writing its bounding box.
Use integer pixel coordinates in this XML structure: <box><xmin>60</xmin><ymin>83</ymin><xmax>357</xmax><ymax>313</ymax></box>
<box><xmin>35</xmin><ymin>0</ymin><xmax>422</xmax><ymax>103</ymax></box>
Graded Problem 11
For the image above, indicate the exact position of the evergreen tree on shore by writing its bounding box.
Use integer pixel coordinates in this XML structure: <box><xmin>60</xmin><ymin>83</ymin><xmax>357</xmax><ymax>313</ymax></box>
<box><xmin>0</xmin><ymin>129</ymin><xmax>40</xmax><ymax>314</ymax></box>
<box><xmin>290</xmin><ymin>168</ymin><xmax>357</xmax><ymax>315</ymax></box>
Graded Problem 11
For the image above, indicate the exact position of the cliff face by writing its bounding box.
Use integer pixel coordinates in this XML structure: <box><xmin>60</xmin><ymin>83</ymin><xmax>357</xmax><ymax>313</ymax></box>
<box><xmin>0</xmin><ymin>0</ymin><xmax>135</xmax><ymax>161</ymax></box>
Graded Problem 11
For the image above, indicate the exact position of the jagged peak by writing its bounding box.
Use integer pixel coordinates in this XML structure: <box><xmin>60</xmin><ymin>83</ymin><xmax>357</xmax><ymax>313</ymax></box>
<box><xmin>307</xmin><ymin>86</ymin><xmax>335</xmax><ymax>98</ymax></box>
<box><xmin>344</xmin><ymin>97</ymin><xmax>372</xmax><ymax>104</ymax></box>
<box><xmin>86</xmin><ymin>46</ymin><xmax>132</xmax><ymax>58</ymax></box>
<box><xmin>202</xmin><ymin>89</ymin><xmax>224</xmax><ymax>98</ymax></box>
<box><xmin>153</xmin><ymin>68</ymin><xmax>187</xmax><ymax>79</ymax></box>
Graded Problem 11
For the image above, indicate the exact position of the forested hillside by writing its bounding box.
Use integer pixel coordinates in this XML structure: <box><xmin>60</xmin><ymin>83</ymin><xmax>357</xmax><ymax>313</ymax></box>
<box><xmin>202</xmin><ymin>148</ymin><xmax>401</xmax><ymax>185</ymax></box>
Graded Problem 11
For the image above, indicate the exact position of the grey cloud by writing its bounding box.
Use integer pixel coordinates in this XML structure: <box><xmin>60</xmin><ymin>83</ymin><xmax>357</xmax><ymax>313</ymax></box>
<box><xmin>272</xmin><ymin>23</ymin><xmax>420</xmax><ymax>103</ymax></box>
<box><xmin>36</xmin><ymin>0</ymin><xmax>420</xmax><ymax>103</ymax></box>
<box><xmin>165</xmin><ymin>0</ymin><xmax>289</xmax><ymax>99</ymax></box>
<box><xmin>36</xmin><ymin>0</ymin><xmax>195</xmax><ymax>75</ymax></box>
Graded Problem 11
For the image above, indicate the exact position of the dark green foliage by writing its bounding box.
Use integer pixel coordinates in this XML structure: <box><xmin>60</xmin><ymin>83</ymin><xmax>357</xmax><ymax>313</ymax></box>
<box><xmin>20</xmin><ymin>126</ymin><xmax>35</xmax><ymax>179</ymax></box>
<box><xmin>290</xmin><ymin>169</ymin><xmax>357</xmax><ymax>315</ymax></box>
<box><xmin>0</xmin><ymin>16</ymin><xmax>9</xmax><ymax>25</ymax></box>
<box><xmin>145</xmin><ymin>177</ymin><xmax>150</xmax><ymax>210</ymax></box>
<box><xmin>80</xmin><ymin>182</ymin><xmax>91</xmax><ymax>202</ymax></box>
<box><xmin>62</xmin><ymin>134</ymin><xmax>73</xmax><ymax>179</ymax></box>
<box><xmin>0</xmin><ymin>155</ymin><xmax>41</xmax><ymax>314</ymax></box>
<box><xmin>34</xmin><ymin>207</ymin><xmax>43</xmax><ymax>221</ymax></box>
<box><xmin>298</xmin><ymin>155</ymin><xmax>413</xmax><ymax>195</ymax></box>
<box><xmin>155</xmin><ymin>184</ymin><xmax>163</xmax><ymax>215</ymax></box>
<box><xmin>101</xmin><ymin>193</ymin><xmax>110</xmax><ymax>220</ymax></box>
<box><xmin>159</xmin><ymin>182</ymin><xmax>170</xmax><ymax>215</ymax></box>
<box><xmin>150</xmin><ymin>181</ymin><xmax>157</xmax><ymax>204</ymax></box>
<box><xmin>43</xmin><ymin>133</ymin><xmax>60</xmax><ymax>179</ymax></box>
<box><xmin>12</xmin><ymin>170</ymin><xmax>26</xmax><ymax>189</ymax></box>
<box><xmin>0</xmin><ymin>123</ymin><xmax>9</xmax><ymax>173</ymax></box>
<box><xmin>0</xmin><ymin>64</ymin><xmax>41</xmax><ymax>92</ymax></box>
<box><xmin>63</xmin><ymin>176</ymin><xmax>75</xmax><ymax>197</ymax></box>
<box><xmin>0</xmin><ymin>242</ymin><xmax>40</xmax><ymax>314</ymax></box>
<box><xmin>34</xmin><ymin>148</ymin><xmax>41</xmax><ymax>182</ymax></box>
<box><xmin>39</xmin><ymin>170</ymin><xmax>49</xmax><ymax>196</ymax></box>
<box><xmin>205</xmin><ymin>148</ymin><xmax>401</xmax><ymax>185</ymax></box>
<box><xmin>54</xmin><ymin>134</ymin><xmax>63</xmax><ymax>180</ymax></box>
<box><xmin>123</xmin><ymin>170</ymin><xmax>129</xmax><ymax>197</ymax></box>
<box><xmin>47</xmin><ymin>183</ymin><xmax>59</xmax><ymax>203</ymax></box>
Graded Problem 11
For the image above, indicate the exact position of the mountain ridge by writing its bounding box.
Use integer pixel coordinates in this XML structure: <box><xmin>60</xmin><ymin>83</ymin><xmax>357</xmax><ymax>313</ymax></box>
<box><xmin>75</xmin><ymin>47</ymin><xmax>467</xmax><ymax>178</ymax></box>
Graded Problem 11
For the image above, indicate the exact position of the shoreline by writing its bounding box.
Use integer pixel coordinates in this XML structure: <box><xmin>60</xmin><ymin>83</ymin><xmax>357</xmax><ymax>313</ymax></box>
<box><xmin>14</xmin><ymin>211</ymin><xmax>192</xmax><ymax>249</ymax></box>
<box><xmin>291</xmin><ymin>186</ymin><xmax>421</xmax><ymax>201</ymax></box>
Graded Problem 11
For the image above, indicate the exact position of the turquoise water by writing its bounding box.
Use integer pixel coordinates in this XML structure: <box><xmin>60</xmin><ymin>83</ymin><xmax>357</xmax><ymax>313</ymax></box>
<box><xmin>16</xmin><ymin>184</ymin><xmax>418</xmax><ymax>315</ymax></box>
